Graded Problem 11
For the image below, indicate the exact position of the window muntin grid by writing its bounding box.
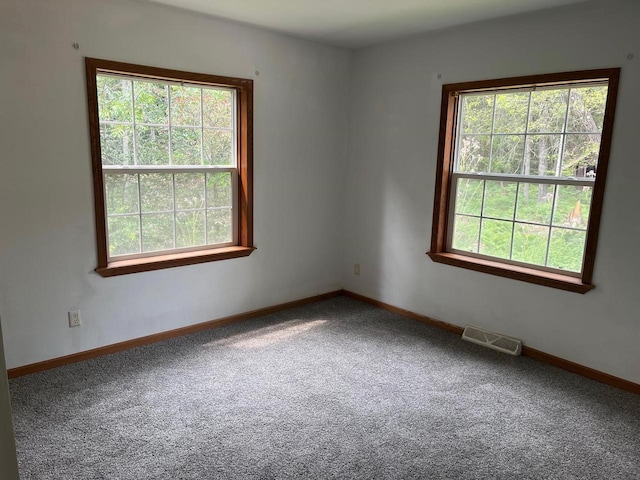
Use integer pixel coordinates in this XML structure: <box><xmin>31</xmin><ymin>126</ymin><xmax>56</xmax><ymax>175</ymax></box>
<box><xmin>448</xmin><ymin>83</ymin><xmax>609</xmax><ymax>275</ymax></box>
<box><xmin>454</xmin><ymin>84</ymin><xmax>607</xmax><ymax>178</ymax></box>
<box><xmin>96</xmin><ymin>73</ymin><xmax>238</xmax><ymax>260</ymax></box>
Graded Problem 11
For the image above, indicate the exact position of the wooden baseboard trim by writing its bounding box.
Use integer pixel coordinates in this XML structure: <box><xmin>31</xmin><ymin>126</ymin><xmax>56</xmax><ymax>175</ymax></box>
<box><xmin>342</xmin><ymin>290</ymin><xmax>464</xmax><ymax>335</ymax></box>
<box><xmin>342</xmin><ymin>290</ymin><xmax>640</xmax><ymax>395</ymax></box>
<box><xmin>520</xmin><ymin>346</ymin><xmax>640</xmax><ymax>395</ymax></box>
<box><xmin>7</xmin><ymin>290</ymin><xmax>344</xmax><ymax>379</ymax></box>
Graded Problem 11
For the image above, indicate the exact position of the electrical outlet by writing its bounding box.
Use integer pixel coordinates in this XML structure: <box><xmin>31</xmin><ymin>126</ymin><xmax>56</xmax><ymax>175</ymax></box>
<box><xmin>68</xmin><ymin>310</ymin><xmax>81</xmax><ymax>328</ymax></box>
<box><xmin>354</xmin><ymin>263</ymin><xmax>360</xmax><ymax>276</ymax></box>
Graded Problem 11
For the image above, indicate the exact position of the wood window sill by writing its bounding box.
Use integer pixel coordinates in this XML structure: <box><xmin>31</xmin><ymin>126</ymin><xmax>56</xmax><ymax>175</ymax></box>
<box><xmin>96</xmin><ymin>246</ymin><xmax>256</xmax><ymax>277</ymax></box>
<box><xmin>427</xmin><ymin>252</ymin><xmax>594</xmax><ymax>294</ymax></box>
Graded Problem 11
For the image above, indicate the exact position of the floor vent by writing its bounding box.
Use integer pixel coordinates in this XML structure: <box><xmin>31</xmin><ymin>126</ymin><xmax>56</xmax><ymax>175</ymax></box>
<box><xmin>462</xmin><ymin>325</ymin><xmax>522</xmax><ymax>356</ymax></box>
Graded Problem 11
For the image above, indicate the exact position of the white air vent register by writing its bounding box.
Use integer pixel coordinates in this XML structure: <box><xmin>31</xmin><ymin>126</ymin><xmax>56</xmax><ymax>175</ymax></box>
<box><xmin>462</xmin><ymin>325</ymin><xmax>522</xmax><ymax>356</ymax></box>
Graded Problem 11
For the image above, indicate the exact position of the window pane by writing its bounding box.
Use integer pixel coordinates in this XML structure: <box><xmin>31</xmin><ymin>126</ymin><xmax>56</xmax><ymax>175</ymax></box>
<box><xmin>515</xmin><ymin>183</ymin><xmax>555</xmax><ymax>224</ymax></box>
<box><xmin>561</xmin><ymin>134</ymin><xmax>601</xmax><ymax>178</ymax></box>
<box><xmin>457</xmin><ymin>135</ymin><xmax>490</xmax><ymax>173</ymax></box>
<box><xmin>512</xmin><ymin>223</ymin><xmax>548</xmax><ymax>266</ymax></box>
<box><xmin>104</xmin><ymin>174</ymin><xmax>139</xmax><ymax>215</ymax></box>
<box><xmin>567</xmin><ymin>86</ymin><xmax>607</xmax><ymax>133</ymax></box>
<box><xmin>490</xmin><ymin>135</ymin><xmax>524</xmax><ymax>174</ymax></box>
<box><xmin>206</xmin><ymin>172</ymin><xmax>233</xmax><ymax>208</ymax></box>
<box><xmin>97</xmin><ymin>76</ymin><xmax>132</xmax><ymax>123</ymax></box>
<box><xmin>547</xmin><ymin>228</ymin><xmax>586</xmax><ymax>272</ymax></box>
<box><xmin>108</xmin><ymin>215</ymin><xmax>140</xmax><ymax>257</ymax></box>
<box><xmin>524</xmin><ymin>134</ymin><xmax>562</xmax><ymax>176</ymax></box>
<box><xmin>482</xmin><ymin>181</ymin><xmax>516</xmax><ymax>220</ymax></box>
<box><xmin>455</xmin><ymin>178</ymin><xmax>484</xmax><ymax>216</ymax></box>
<box><xmin>207</xmin><ymin>208</ymin><xmax>232</xmax><ymax>244</ymax></box>
<box><xmin>528</xmin><ymin>89</ymin><xmax>568</xmax><ymax>133</ymax></box>
<box><xmin>136</xmin><ymin>126</ymin><xmax>169</xmax><ymax>165</ymax></box>
<box><xmin>203</xmin><ymin>89</ymin><xmax>233</xmax><ymax>128</ymax></box>
<box><xmin>176</xmin><ymin>211</ymin><xmax>205</xmax><ymax>248</ymax></box>
<box><xmin>494</xmin><ymin>92</ymin><xmax>529</xmax><ymax>134</ymax></box>
<box><xmin>203</xmin><ymin>129</ymin><xmax>233</xmax><ymax>166</ymax></box>
<box><xmin>141</xmin><ymin>213</ymin><xmax>174</xmax><ymax>252</ymax></box>
<box><xmin>552</xmin><ymin>185</ymin><xmax>592</xmax><ymax>229</ymax></box>
<box><xmin>175</xmin><ymin>173</ymin><xmax>205</xmax><ymax>210</ymax></box>
<box><xmin>171</xmin><ymin>127</ymin><xmax>202</xmax><ymax>165</ymax></box>
<box><xmin>452</xmin><ymin>215</ymin><xmax>480</xmax><ymax>253</ymax></box>
<box><xmin>460</xmin><ymin>95</ymin><xmax>494</xmax><ymax>134</ymax></box>
<box><xmin>480</xmin><ymin>219</ymin><xmax>512</xmax><ymax>259</ymax></box>
<box><xmin>100</xmin><ymin>124</ymin><xmax>134</xmax><ymax>165</ymax></box>
<box><xmin>134</xmin><ymin>81</ymin><xmax>168</xmax><ymax>125</ymax></box>
<box><xmin>170</xmin><ymin>85</ymin><xmax>201</xmax><ymax>126</ymax></box>
<box><xmin>140</xmin><ymin>173</ymin><xmax>173</xmax><ymax>213</ymax></box>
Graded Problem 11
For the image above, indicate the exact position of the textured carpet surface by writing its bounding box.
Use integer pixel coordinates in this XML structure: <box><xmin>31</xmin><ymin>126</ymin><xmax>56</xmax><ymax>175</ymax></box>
<box><xmin>9</xmin><ymin>297</ymin><xmax>640</xmax><ymax>479</ymax></box>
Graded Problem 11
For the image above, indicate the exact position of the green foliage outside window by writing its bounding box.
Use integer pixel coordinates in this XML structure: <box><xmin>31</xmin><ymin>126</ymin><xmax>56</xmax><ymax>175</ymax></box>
<box><xmin>452</xmin><ymin>84</ymin><xmax>605</xmax><ymax>273</ymax></box>
<box><xmin>97</xmin><ymin>75</ymin><xmax>235</xmax><ymax>257</ymax></box>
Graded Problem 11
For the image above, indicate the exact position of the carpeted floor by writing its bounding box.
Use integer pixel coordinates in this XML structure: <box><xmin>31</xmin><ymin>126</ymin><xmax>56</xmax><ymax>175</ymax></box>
<box><xmin>9</xmin><ymin>296</ymin><xmax>640</xmax><ymax>479</ymax></box>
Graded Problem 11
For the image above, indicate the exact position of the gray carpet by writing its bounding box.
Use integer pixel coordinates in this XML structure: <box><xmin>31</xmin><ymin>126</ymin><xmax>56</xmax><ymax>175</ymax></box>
<box><xmin>9</xmin><ymin>296</ymin><xmax>640</xmax><ymax>479</ymax></box>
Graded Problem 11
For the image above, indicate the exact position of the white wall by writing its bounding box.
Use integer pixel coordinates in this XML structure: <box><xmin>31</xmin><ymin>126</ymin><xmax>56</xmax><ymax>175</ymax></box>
<box><xmin>0</xmin><ymin>320</ymin><xmax>19</xmax><ymax>479</ymax></box>
<box><xmin>0</xmin><ymin>0</ymin><xmax>350</xmax><ymax>369</ymax></box>
<box><xmin>344</xmin><ymin>0</ymin><xmax>640</xmax><ymax>384</ymax></box>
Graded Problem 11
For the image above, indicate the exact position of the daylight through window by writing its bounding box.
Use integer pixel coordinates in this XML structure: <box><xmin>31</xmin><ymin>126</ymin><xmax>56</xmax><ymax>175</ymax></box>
<box><xmin>86</xmin><ymin>59</ymin><xmax>254</xmax><ymax>276</ymax></box>
<box><xmin>429</xmin><ymin>69</ymin><xmax>619</xmax><ymax>293</ymax></box>
<box><xmin>99</xmin><ymin>76</ymin><xmax>236</xmax><ymax>257</ymax></box>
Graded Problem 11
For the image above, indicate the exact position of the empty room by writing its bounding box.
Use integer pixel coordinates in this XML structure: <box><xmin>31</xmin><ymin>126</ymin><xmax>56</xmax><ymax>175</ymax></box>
<box><xmin>1</xmin><ymin>0</ymin><xmax>640</xmax><ymax>478</ymax></box>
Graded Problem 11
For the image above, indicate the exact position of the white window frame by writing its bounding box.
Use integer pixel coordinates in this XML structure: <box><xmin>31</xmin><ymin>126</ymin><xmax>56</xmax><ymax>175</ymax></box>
<box><xmin>447</xmin><ymin>173</ymin><xmax>595</xmax><ymax>278</ymax></box>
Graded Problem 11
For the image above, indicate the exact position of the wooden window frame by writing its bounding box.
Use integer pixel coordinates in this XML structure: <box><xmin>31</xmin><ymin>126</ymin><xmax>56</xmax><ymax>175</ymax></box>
<box><xmin>428</xmin><ymin>68</ymin><xmax>620</xmax><ymax>293</ymax></box>
<box><xmin>85</xmin><ymin>58</ymin><xmax>255</xmax><ymax>277</ymax></box>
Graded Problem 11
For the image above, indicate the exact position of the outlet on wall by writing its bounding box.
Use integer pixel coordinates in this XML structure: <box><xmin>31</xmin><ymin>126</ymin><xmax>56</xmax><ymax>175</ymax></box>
<box><xmin>354</xmin><ymin>263</ymin><xmax>360</xmax><ymax>276</ymax></box>
<box><xmin>68</xmin><ymin>310</ymin><xmax>81</xmax><ymax>328</ymax></box>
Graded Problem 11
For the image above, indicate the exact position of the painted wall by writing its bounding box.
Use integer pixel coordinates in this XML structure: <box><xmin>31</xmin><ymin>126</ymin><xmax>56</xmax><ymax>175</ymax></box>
<box><xmin>0</xmin><ymin>320</ymin><xmax>19</xmax><ymax>479</ymax></box>
<box><xmin>344</xmin><ymin>0</ymin><xmax>640</xmax><ymax>384</ymax></box>
<box><xmin>0</xmin><ymin>0</ymin><xmax>349</xmax><ymax>369</ymax></box>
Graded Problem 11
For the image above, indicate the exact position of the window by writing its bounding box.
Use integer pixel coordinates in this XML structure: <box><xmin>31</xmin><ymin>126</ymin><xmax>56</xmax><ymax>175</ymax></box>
<box><xmin>85</xmin><ymin>58</ymin><xmax>254</xmax><ymax>277</ymax></box>
<box><xmin>429</xmin><ymin>69</ymin><xmax>619</xmax><ymax>293</ymax></box>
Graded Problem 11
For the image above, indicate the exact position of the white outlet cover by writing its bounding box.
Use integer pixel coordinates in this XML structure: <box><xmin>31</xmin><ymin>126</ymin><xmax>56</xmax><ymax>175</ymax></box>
<box><xmin>68</xmin><ymin>310</ymin><xmax>81</xmax><ymax>327</ymax></box>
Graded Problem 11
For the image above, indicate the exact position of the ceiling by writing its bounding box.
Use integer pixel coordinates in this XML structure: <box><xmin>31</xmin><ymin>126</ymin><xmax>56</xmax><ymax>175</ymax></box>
<box><xmin>145</xmin><ymin>0</ymin><xmax>591</xmax><ymax>48</ymax></box>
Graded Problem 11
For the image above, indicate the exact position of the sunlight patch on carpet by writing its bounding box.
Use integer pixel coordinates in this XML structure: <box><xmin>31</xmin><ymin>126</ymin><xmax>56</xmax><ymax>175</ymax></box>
<box><xmin>204</xmin><ymin>319</ymin><xmax>328</xmax><ymax>349</ymax></box>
